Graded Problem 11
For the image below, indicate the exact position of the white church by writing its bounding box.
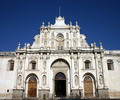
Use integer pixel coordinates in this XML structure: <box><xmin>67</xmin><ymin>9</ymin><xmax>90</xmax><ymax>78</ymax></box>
<box><xmin>0</xmin><ymin>16</ymin><xmax>120</xmax><ymax>99</ymax></box>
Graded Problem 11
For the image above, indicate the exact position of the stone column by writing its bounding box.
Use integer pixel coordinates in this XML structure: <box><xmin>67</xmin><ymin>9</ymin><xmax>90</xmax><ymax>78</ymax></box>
<box><xmin>14</xmin><ymin>54</ymin><xmax>19</xmax><ymax>88</ymax></box>
<box><xmin>77</xmin><ymin>53</ymin><xmax>81</xmax><ymax>88</ymax></box>
<box><xmin>100</xmin><ymin>53</ymin><xmax>107</xmax><ymax>88</ymax></box>
<box><xmin>22</xmin><ymin>53</ymin><xmax>26</xmax><ymax>89</ymax></box>
<box><xmin>94</xmin><ymin>53</ymin><xmax>100</xmax><ymax>88</ymax></box>
<box><xmin>46</xmin><ymin>53</ymin><xmax>50</xmax><ymax>88</ymax></box>
<box><xmin>71</xmin><ymin>53</ymin><xmax>74</xmax><ymax>88</ymax></box>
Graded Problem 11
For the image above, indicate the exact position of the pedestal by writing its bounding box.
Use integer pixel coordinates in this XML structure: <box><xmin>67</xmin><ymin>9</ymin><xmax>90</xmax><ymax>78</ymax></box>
<box><xmin>38</xmin><ymin>89</ymin><xmax>50</xmax><ymax>99</ymax></box>
<box><xmin>12</xmin><ymin>89</ymin><xmax>24</xmax><ymax>99</ymax></box>
<box><xmin>98</xmin><ymin>88</ymin><xmax>109</xmax><ymax>99</ymax></box>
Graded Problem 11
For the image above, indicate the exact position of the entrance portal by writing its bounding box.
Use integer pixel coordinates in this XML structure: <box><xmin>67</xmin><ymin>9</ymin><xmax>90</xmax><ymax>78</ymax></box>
<box><xmin>28</xmin><ymin>76</ymin><xmax>37</xmax><ymax>97</ymax></box>
<box><xmin>84</xmin><ymin>76</ymin><xmax>93</xmax><ymax>97</ymax></box>
<box><xmin>55</xmin><ymin>72</ymin><xmax>66</xmax><ymax>97</ymax></box>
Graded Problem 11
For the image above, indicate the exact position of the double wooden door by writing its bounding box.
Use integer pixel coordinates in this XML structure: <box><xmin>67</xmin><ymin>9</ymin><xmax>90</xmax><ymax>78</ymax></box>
<box><xmin>84</xmin><ymin>76</ymin><xmax>93</xmax><ymax>97</ymax></box>
<box><xmin>28</xmin><ymin>76</ymin><xmax>37</xmax><ymax>97</ymax></box>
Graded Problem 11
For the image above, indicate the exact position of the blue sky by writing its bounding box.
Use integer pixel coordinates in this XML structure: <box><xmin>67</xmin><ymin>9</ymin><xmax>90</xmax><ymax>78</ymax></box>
<box><xmin>0</xmin><ymin>0</ymin><xmax>120</xmax><ymax>51</ymax></box>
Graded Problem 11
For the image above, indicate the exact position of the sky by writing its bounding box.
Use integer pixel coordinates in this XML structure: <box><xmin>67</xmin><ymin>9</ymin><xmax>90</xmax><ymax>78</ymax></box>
<box><xmin>0</xmin><ymin>0</ymin><xmax>120</xmax><ymax>51</ymax></box>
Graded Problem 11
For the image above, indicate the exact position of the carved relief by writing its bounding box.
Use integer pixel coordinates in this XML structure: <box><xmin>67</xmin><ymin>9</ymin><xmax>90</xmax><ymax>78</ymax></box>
<box><xmin>74</xmin><ymin>61</ymin><xmax>78</xmax><ymax>72</ymax></box>
<box><xmin>43</xmin><ymin>61</ymin><xmax>46</xmax><ymax>70</ymax></box>
<box><xmin>19</xmin><ymin>61</ymin><xmax>22</xmax><ymax>71</ymax></box>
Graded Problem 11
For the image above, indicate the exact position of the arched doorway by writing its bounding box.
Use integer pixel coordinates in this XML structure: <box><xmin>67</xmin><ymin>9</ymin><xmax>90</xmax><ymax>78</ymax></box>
<box><xmin>28</xmin><ymin>76</ymin><xmax>37</xmax><ymax>97</ymax></box>
<box><xmin>84</xmin><ymin>76</ymin><xmax>93</xmax><ymax>97</ymax></box>
<box><xmin>55</xmin><ymin>72</ymin><xmax>66</xmax><ymax>97</ymax></box>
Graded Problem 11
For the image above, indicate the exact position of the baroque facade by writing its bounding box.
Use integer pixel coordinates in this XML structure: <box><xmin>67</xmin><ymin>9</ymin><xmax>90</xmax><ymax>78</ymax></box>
<box><xmin>0</xmin><ymin>16</ymin><xmax>120</xmax><ymax>99</ymax></box>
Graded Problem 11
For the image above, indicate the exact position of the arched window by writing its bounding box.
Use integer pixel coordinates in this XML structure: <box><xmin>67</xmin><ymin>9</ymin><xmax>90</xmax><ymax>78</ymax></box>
<box><xmin>8</xmin><ymin>60</ymin><xmax>14</xmax><ymax>71</ymax></box>
<box><xmin>85</xmin><ymin>60</ymin><xmax>91</xmax><ymax>69</ymax></box>
<box><xmin>30</xmin><ymin>61</ymin><xmax>36</xmax><ymax>70</ymax></box>
<box><xmin>107</xmin><ymin>59</ymin><xmax>114</xmax><ymax>70</ymax></box>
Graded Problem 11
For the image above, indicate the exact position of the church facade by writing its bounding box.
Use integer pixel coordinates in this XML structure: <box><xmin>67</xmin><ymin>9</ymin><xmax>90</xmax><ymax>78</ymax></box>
<box><xmin>0</xmin><ymin>16</ymin><xmax>120</xmax><ymax>99</ymax></box>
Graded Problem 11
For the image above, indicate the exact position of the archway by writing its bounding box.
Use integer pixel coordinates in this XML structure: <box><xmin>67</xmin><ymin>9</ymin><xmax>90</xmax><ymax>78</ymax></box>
<box><xmin>28</xmin><ymin>76</ymin><xmax>37</xmax><ymax>97</ymax></box>
<box><xmin>55</xmin><ymin>72</ymin><xmax>66</xmax><ymax>97</ymax></box>
<box><xmin>84</xmin><ymin>76</ymin><xmax>93</xmax><ymax>97</ymax></box>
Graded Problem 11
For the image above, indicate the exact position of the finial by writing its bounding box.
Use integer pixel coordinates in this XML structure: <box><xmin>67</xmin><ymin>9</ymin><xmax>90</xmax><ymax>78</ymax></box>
<box><xmin>48</xmin><ymin>21</ymin><xmax>50</xmax><ymax>26</ymax></box>
<box><xmin>24</xmin><ymin>42</ymin><xmax>27</xmax><ymax>49</ymax></box>
<box><xmin>70</xmin><ymin>21</ymin><xmax>72</xmax><ymax>26</ymax></box>
<box><xmin>42</xmin><ymin>22</ymin><xmax>44</xmax><ymax>26</ymax></box>
<box><xmin>100</xmin><ymin>42</ymin><xmax>103</xmax><ymax>49</ymax></box>
<box><xmin>17</xmin><ymin>42</ymin><xmax>20</xmax><ymax>50</ymax></box>
<box><xmin>76</xmin><ymin>21</ymin><xmax>78</xmax><ymax>26</ymax></box>
<box><xmin>94</xmin><ymin>42</ymin><xmax>96</xmax><ymax>49</ymax></box>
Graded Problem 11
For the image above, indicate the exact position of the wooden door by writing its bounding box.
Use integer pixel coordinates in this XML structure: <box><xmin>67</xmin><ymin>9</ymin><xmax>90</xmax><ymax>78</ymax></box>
<box><xmin>28</xmin><ymin>76</ymin><xmax>37</xmax><ymax>97</ymax></box>
<box><xmin>84</xmin><ymin>76</ymin><xmax>93</xmax><ymax>97</ymax></box>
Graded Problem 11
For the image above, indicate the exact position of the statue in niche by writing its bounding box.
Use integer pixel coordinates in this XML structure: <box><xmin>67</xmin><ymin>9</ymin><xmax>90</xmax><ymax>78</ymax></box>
<box><xmin>98</xmin><ymin>61</ymin><xmax>102</xmax><ymax>70</ymax></box>
<box><xmin>51</xmin><ymin>42</ymin><xmax>54</xmax><ymax>48</ymax></box>
<box><xmin>67</xmin><ymin>42</ymin><xmax>69</xmax><ymax>48</ymax></box>
<box><xmin>43</xmin><ymin>61</ymin><xmax>46</xmax><ymax>70</ymax></box>
<box><xmin>75</xmin><ymin>75</ymin><xmax>78</xmax><ymax>86</ymax></box>
<box><xmin>99</xmin><ymin>75</ymin><xmax>103</xmax><ymax>85</ymax></box>
<box><xmin>42</xmin><ymin>75</ymin><xmax>46</xmax><ymax>87</ymax></box>
<box><xmin>73</xmin><ymin>40</ymin><xmax>76</xmax><ymax>48</ymax></box>
<box><xmin>66</xmin><ymin>33</ymin><xmax>69</xmax><ymax>39</ymax></box>
<box><xmin>74</xmin><ymin>61</ymin><xmax>78</xmax><ymax>72</ymax></box>
<box><xmin>18</xmin><ymin>75</ymin><xmax>22</xmax><ymax>85</ymax></box>
<box><xmin>44</xmin><ymin>41</ymin><xmax>47</xmax><ymax>47</ymax></box>
<box><xmin>19</xmin><ymin>61</ymin><xmax>22</xmax><ymax>70</ymax></box>
<box><xmin>73</xmin><ymin>32</ymin><xmax>76</xmax><ymax>37</ymax></box>
<box><xmin>51</xmin><ymin>33</ymin><xmax>54</xmax><ymax>39</ymax></box>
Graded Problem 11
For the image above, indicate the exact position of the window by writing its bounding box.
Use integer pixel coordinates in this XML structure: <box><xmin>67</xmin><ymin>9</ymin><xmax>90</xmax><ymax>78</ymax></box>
<box><xmin>8</xmin><ymin>60</ymin><xmax>14</xmax><ymax>71</ymax></box>
<box><xmin>31</xmin><ymin>61</ymin><xmax>36</xmax><ymax>70</ymax></box>
<box><xmin>107</xmin><ymin>60</ymin><xmax>114</xmax><ymax>70</ymax></box>
<box><xmin>85</xmin><ymin>60</ymin><xmax>91</xmax><ymax>69</ymax></box>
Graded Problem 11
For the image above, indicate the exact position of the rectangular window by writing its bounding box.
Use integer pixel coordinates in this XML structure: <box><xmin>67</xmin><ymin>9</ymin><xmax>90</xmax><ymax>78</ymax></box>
<box><xmin>32</xmin><ymin>63</ymin><xmax>36</xmax><ymax>70</ymax></box>
<box><xmin>107</xmin><ymin>63</ymin><xmax>114</xmax><ymax>70</ymax></box>
<box><xmin>10</xmin><ymin>62</ymin><xmax>14</xmax><ymax>70</ymax></box>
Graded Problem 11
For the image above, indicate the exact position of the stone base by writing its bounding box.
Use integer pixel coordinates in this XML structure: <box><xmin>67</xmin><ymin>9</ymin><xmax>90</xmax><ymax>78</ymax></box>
<box><xmin>12</xmin><ymin>89</ymin><xmax>24</xmax><ymax>99</ymax></box>
<box><xmin>71</xmin><ymin>89</ymin><xmax>81</xmax><ymax>99</ymax></box>
<box><xmin>98</xmin><ymin>88</ymin><xmax>109</xmax><ymax>99</ymax></box>
<box><xmin>38</xmin><ymin>89</ymin><xmax>50</xmax><ymax>99</ymax></box>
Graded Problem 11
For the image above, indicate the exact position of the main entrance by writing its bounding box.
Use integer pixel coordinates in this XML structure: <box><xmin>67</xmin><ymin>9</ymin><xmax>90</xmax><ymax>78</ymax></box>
<box><xmin>84</xmin><ymin>76</ymin><xmax>93</xmax><ymax>97</ymax></box>
<box><xmin>28</xmin><ymin>76</ymin><xmax>37</xmax><ymax>97</ymax></box>
<box><xmin>55</xmin><ymin>72</ymin><xmax>66</xmax><ymax>97</ymax></box>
